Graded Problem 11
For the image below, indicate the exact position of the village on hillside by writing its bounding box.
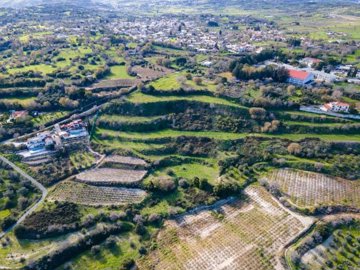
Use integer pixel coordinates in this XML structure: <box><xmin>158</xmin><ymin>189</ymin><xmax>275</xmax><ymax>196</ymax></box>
<box><xmin>0</xmin><ymin>1</ymin><xmax>360</xmax><ymax>270</ymax></box>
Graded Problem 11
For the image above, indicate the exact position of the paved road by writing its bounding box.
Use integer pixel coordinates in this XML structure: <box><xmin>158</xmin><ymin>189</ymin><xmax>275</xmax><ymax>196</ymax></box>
<box><xmin>300</xmin><ymin>106</ymin><xmax>360</xmax><ymax>120</ymax></box>
<box><xmin>0</xmin><ymin>155</ymin><xmax>47</xmax><ymax>239</ymax></box>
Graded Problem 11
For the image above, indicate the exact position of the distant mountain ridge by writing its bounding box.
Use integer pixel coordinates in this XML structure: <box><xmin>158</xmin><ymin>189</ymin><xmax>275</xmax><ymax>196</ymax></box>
<box><xmin>0</xmin><ymin>0</ymin><xmax>114</xmax><ymax>8</ymax></box>
<box><xmin>0</xmin><ymin>0</ymin><xmax>357</xmax><ymax>9</ymax></box>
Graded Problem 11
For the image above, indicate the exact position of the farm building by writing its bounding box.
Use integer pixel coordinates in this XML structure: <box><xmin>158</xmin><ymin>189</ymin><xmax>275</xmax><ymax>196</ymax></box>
<box><xmin>25</xmin><ymin>119</ymin><xmax>89</xmax><ymax>154</ymax></box>
<box><xmin>321</xmin><ymin>101</ymin><xmax>350</xmax><ymax>113</ymax></box>
<box><xmin>287</xmin><ymin>69</ymin><xmax>314</xmax><ymax>85</ymax></box>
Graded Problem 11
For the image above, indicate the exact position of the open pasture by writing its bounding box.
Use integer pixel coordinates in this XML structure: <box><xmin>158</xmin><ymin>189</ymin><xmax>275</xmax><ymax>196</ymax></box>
<box><xmin>107</xmin><ymin>65</ymin><xmax>133</xmax><ymax>79</ymax></box>
<box><xmin>75</xmin><ymin>168</ymin><xmax>147</xmax><ymax>186</ymax></box>
<box><xmin>138</xmin><ymin>185</ymin><xmax>313</xmax><ymax>270</ymax></box>
<box><xmin>48</xmin><ymin>181</ymin><xmax>147</xmax><ymax>206</ymax></box>
<box><xmin>263</xmin><ymin>169</ymin><xmax>360</xmax><ymax>210</ymax></box>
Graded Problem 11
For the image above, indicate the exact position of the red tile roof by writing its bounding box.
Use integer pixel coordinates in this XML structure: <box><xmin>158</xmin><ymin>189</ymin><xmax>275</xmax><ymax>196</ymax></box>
<box><xmin>288</xmin><ymin>69</ymin><xmax>311</xmax><ymax>80</ymax></box>
<box><xmin>309</xmin><ymin>58</ymin><xmax>321</xmax><ymax>63</ymax></box>
<box><xmin>333</xmin><ymin>102</ymin><xmax>349</xmax><ymax>107</ymax></box>
<box><xmin>12</xmin><ymin>110</ymin><xmax>28</xmax><ymax>118</ymax></box>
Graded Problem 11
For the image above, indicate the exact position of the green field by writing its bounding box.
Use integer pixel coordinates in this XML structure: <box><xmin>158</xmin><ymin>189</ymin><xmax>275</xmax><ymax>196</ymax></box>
<box><xmin>96</xmin><ymin>128</ymin><xmax>360</xmax><ymax>142</ymax></box>
<box><xmin>97</xmin><ymin>128</ymin><xmax>247</xmax><ymax>140</ymax></box>
<box><xmin>100</xmin><ymin>114</ymin><xmax>163</xmax><ymax>121</ymax></box>
<box><xmin>32</xmin><ymin>111</ymin><xmax>68</xmax><ymax>126</ymax></box>
<box><xmin>127</xmin><ymin>91</ymin><xmax>245</xmax><ymax>108</ymax></box>
<box><xmin>106</xmin><ymin>65</ymin><xmax>133</xmax><ymax>79</ymax></box>
<box><xmin>19</xmin><ymin>31</ymin><xmax>53</xmax><ymax>43</ymax></box>
<box><xmin>346</xmin><ymin>49</ymin><xmax>360</xmax><ymax>66</ymax></box>
<box><xmin>58</xmin><ymin>233</ymin><xmax>141</xmax><ymax>270</ymax></box>
<box><xmin>1</xmin><ymin>96</ymin><xmax>36</xmax><ymax>106</ymax></box>
<box><xmin>0</xmin><ymin>209</ymin><xmax>11</xmax><ymax>219</ymax></box>
<box><xmin>69</xmin><ymin>151</ymin><xmax>96</xmax><ymax>170</ymax></box>
<box><xmin>149</xmin><ymin>71</ymin><xmax>217</xmax><ymax>91</ymax></box>
<box><xmin>151</xmin><ymin>160</ymin><xmax>219</xmax><ymax>183</ymax></box>
<box><xmin>7</xmin><ymin>64</ymin><xmax>56</xmax><ymax>75</ymax></box>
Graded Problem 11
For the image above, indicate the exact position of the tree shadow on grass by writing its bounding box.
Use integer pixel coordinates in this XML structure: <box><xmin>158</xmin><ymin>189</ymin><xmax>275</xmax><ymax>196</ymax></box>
<box><xmin>109</xmin><ymin>244</ymin><xmax>122</xmax><ymax>256</ymax></box>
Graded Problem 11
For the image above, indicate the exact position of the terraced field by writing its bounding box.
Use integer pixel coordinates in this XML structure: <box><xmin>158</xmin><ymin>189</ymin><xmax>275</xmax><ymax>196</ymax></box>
<box><xmin>127</xmin><ymin>92</ymin><xmax>244</xmax><ymax>108</ymax></box>
<box><xmin>97</xmin><ymin>128</ymin><xmax>247</xmax><ymax>140</ymax></box>
<box><xmin>263</xmin><ymin>169</ymin><xmax>360</xmax><ymax>210</ymax></box>
<box><xmin>48</xmin><ymin>181</ymin><xmax>147</xmax><ymax>206</ymax></box>
<box><xmin>102</xmin><ymin>155</ymin><xmax>148</xmax><ymax>167</ymax></box>
<box><xmin>70</xmin><ymin>151</ymin><xmax>97</xmax><ymax>170</ymax></box>
<box><xmin>75</xmin><ymin>168</ymin><xmax>147</xmax><ymax>186</ymax></box>
<box><xmin>138</xmin><ymin>185</ymin><xmax>313</xmax><ymax>270</ymax></box>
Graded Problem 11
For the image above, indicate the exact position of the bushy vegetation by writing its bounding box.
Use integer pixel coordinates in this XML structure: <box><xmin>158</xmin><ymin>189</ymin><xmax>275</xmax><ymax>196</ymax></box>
<box><xmin>14</xmin><ymin>202</ymin><xmax>81</xmax><ymax>239</ymax></box>
<box><xmin>0</xmin><ymin>160</ymin><xmax>39</xmax><ymax>232</ymax></box>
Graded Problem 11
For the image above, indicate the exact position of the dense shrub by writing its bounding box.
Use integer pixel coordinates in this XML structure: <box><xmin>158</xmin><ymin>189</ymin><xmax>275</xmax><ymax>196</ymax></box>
<box><xmin>15</xmin><ymin>202</ymin><xmax>81</xmax><ymax>239</ymax></box>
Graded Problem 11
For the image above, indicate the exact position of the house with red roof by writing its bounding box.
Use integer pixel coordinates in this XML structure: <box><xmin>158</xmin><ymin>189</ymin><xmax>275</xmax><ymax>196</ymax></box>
<box><xmin>321</xmin><ymin>102</ymin><xmax>350</xmax><ymax>113</ymax></box>
<box><xmin>287</xmin><ymin>69</ymin><xmax>314</xmax><ymax>86</ymax></box>
<box><xmin>7</xmin><ymin>110</ymin><xmax>28</xmax><ymax>123</ymax></box>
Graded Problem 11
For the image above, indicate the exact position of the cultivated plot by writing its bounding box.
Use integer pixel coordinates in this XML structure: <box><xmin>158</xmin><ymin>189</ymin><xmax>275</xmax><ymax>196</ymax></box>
<box><xmin>102</xmin><ymin>155</ymin><xmax>148</xmax><ymax>166</ymax></box>
<box><xmin>263</xmin><ymin>169</ymin><xmax>360</xmax><ymax>209</ymax></box>
<box><xmin>138</xmin><ymin>185</ymin><xmax>313</xmax><ymax>270</ymax></box>
<box><xmin>75</xmin><ymin>168</ymin><xmax>147</xmax><ymax>186</ymax></box>
<box><xmin>48</xmin><ymin>181</ymin><xmax>147</xmax><ymax>206</ymax></box>
<box><xmin>301</xmin><ymin>226</ymin><xmax>360</xmax><ymax>270</ymax></box>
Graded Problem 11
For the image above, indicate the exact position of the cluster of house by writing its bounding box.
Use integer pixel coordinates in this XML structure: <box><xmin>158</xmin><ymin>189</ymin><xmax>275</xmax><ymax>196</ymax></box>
<box><xmin>109</xmin><ymin>16</ymin><xmax>285</xmax><ymax>53</ymax></box>
<box><xmin>25</xmin><ymin>119</ymin><xmax>89</xmax><ymax>153</ymax></box>
<box><xmin>300</xmin><ymin>58</ymin><xmax>360</xmax><ymax>84</ymax></box>
<box><xmin>262</xmin><ymin>60</ymin><xmax>353</xmax><ymax>114</ymax></box>
<box><xmin>266</xmin><ymin>57</ymin><xmax>360</xmax><ymax>86</ymax></box>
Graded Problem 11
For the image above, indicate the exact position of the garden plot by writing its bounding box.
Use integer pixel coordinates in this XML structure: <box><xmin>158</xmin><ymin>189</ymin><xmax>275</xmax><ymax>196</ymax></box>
<box><xmin>263</xmin><ymin>169</ymin><xmax>360</xmax><ymax>209</ymax></box>
<box><xmin>75</xmin><ymin>168</ymin><xmax>147</xmax><ymax>186</ymax></box>
<box><xmin>138</xmin><ymin>185</ymin><xmax>313</xmax><ymax>270</ymax></box>
<box><xmin>48</xmin><ymin>181</ymin><xmax>147</xmax><ymax>205</ymax></box>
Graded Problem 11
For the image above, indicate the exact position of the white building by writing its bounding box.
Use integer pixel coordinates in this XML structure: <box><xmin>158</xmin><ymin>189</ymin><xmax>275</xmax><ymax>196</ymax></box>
<box><xmin>26</xmin><ymin>131</ymin><xmax>54</xmax><ymax>152</ymax></box>
<box><xmin>321</xmin><ymin>102</ymin><xmax>350</xmax><ymax>113</ymax></box>
<box><xmin>300</xmin><ymin>57</ymin><xmax>322</xmax><ymax>68</ymax></box>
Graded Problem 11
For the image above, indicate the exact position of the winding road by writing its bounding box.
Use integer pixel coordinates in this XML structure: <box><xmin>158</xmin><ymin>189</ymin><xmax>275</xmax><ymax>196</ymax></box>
<box><xmin>0</xmin><ymin>155</ymin><xmax>47</xmax><ymax>239</ymax></box>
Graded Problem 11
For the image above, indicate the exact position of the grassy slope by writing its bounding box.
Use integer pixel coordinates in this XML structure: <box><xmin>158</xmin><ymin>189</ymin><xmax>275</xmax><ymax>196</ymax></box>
<box><xmin>106</xmin><ymin>65</ymin><xmax>133</xmax><ymax>79</ymax></box>
<box><xmin>97</xmin><ymin>128</ymin><xmax>360</xmax><ymax>142</ymax></box>
<box><xmin>149</xmin><ymin>71</ymin><xmax>217</xmax><ymax>91</ymax></box>
<box><xmin>127</xmin><ymin>91</ymin><xmax>246</xmax><ymax>108</ymax></box>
